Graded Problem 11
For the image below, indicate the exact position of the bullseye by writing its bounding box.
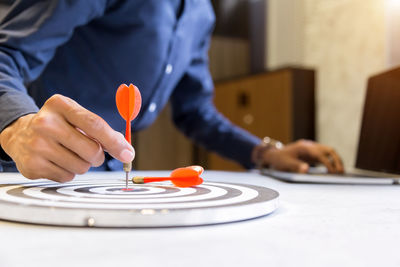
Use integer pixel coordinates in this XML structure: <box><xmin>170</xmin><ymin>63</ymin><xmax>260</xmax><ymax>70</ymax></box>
<box><xmin>121</xmin><ymin>188</ymin><xmax>134</xmax><ymax>192</ymax></box>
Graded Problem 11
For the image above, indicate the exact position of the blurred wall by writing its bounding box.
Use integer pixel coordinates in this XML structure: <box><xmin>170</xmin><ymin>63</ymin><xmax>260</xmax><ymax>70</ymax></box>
<box><xmin>267</xmin><ymin>0</ymin><xmax>386</xmax><ymax>168</ymax></box>
<box><xmin>385</xmin><ymin>0</ymin><xmax>400</xmax><ymax>67</ymax></box>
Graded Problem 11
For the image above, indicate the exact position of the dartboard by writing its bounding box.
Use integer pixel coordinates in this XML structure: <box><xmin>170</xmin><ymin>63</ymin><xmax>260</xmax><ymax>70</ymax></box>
<box><xmin>0</xmin><ymin>180</ymin><xmax>279</xmax><ymax>227</ymax></box>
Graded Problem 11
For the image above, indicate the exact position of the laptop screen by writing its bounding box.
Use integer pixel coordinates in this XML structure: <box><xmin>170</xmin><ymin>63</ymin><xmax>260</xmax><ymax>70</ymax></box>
<box><xmin>356</xmin><ymin>67</ymin><xmax>400</xmax><ymax>174</ymax></box>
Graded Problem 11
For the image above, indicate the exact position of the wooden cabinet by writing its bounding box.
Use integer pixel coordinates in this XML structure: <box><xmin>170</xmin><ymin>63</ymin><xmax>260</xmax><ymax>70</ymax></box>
<box><xmin>207</xmin><ymin>67</ymin><xmax>315</xmax><ymax>170</ymax></box>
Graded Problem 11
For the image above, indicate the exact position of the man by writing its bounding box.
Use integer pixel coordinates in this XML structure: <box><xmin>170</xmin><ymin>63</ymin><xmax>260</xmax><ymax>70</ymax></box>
<box><xmin>0</xmin><ymin>0</ymin><xmax>343</xmax><ymax>182</ymax></box>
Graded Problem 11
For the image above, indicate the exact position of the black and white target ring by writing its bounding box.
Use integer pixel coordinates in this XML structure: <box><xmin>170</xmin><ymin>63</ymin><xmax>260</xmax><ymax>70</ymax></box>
<box><xmin>0</xmin><ymin>180</ymin><xmax>279</xmax><ymax>227</ymax></box>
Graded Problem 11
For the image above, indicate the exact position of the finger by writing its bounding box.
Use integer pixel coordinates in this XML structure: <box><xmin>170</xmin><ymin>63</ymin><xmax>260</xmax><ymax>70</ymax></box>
<box><xmin>323</xmin><ymin>147</ymin><xmax>344</xmax><ymax>173</ymax></box>
<box><xmin>43</xmin><ymin>140</ymin><xmax>92</xmax><ymax>175</ymax></box>
<box><xmin>49</xmin><ymin>120</ymin><xmax>105</xmax><ymax>167</ymax></box>
<box><xmin>16</xmin><ymin>156</ymin><xmax>75</xmax><ymax>183</ymax></box>
<box><xmin>62</xmin><ymin>129</ymin><xmax>105</xmax><ymax>168</ymax></box>
<box><xmin>43</xmin><ymin>160</ymin><xmax>76</xmax><ymax>183</ymax></box>
<box><xmin>32</xmin><ymin>112</ymin><xmax>105</xmax><ymax>167</ymax></box>
<box><xmin>272</xmin><ymin>155</ymin><xmax>309</xmax><ymax>173</ymax></box>
<box><xmin>298</xmin><ymin>144</ymin><xmax>335</xmax><ymax>173</ymax></box>
<box><xmin>46</xmin><ymin>95</ymin><xmax>134</xmax><ymax>163</ymax></box>
<box><xmin>312</xmin><ymin>149</ymin><xmax>335</xmax><ymax>173</ymax></box>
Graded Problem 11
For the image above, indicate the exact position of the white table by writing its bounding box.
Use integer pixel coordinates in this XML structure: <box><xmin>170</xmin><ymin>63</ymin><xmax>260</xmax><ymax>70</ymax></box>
<box><xmin>0</xmin><ymin>170</ymin><xmax>399</xmax><ymax>267</ymax></box>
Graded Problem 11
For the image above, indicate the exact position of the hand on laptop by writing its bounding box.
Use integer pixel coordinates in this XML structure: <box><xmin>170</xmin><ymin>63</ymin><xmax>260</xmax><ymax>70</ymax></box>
<box><xmin>262</xmin><ymin>139</ymin><xmax>344</xmax><ymax>174</ymax></box>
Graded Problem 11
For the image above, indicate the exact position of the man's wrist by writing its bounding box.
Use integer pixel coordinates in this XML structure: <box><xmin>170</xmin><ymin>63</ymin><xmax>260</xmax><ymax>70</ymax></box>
<box><xmin>0</xmin><ymin>114</ymin><xmax>34</xmax><ymax>163</ymax></box>
<box><xmin>252</xmin><ymin>137</ymin><xmax>284</xmax><ymax>169</ymax></box>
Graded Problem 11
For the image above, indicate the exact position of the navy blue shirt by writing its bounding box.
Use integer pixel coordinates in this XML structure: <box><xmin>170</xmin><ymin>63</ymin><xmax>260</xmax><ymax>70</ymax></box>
<box><xmin>0</xmin><ymin>0</ymin><xmax>260</xmax><ymax>171</ymax></box>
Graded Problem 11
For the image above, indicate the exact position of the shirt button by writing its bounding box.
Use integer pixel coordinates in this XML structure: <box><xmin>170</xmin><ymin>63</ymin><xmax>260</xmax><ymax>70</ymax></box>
<box><xmin>165</xmin><ymin>64</ymin><xmax>173</xmax><ymax>74</ymax></box>
<box><xmin>148</xmin><ymin>102</ymin><xmax>157</xmax><ymax>112</ymax></box>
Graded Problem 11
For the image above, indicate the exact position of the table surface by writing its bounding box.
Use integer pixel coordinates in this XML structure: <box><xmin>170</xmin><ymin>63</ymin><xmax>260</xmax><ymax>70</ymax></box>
<box><xmin>0</xmin><ymin>170</ymin><xmax>399</xmax><ymax>267</ymax></box>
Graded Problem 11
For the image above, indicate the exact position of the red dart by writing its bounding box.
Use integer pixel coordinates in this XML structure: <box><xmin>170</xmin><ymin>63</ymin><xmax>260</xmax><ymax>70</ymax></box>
<box><xmin>116</xmin><ymin>83</ymin><xmax>142</xmax><ymax>189</ymax></box>
<box><xmin>116</xmin><ymin>83</ymin><xmax>142</xmax><ymax>144</ymax></box>
<box><xmin>132</xmin><ymin>166</ymin><xmax>204</xmax><ymax>187</ymax></box>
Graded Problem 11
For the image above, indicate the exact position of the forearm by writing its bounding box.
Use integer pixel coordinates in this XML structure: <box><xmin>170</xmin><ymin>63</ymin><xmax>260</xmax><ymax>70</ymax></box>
<box><xmin>0</xmin><ymin>0</ymin><xmax>110</xmax><ymax>162</ymax></box>
<box><xmin>0</xmin><ymin>0</ymin><xmax>110</xmax><ymax>129</ymax></box>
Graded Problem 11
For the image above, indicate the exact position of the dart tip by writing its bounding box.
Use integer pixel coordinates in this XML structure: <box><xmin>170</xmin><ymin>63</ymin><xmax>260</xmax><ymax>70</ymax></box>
<box><xmin>122</xmin><ymin>162</ymin><xmax>132</xmax><ymax>189</ymax></box>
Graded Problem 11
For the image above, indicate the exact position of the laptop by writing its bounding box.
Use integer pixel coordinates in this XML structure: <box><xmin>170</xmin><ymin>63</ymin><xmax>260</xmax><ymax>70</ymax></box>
<box><xmin>261</xmin><ymin>67</ymin><xmax>400</xmax><ymax>185</ymax></box>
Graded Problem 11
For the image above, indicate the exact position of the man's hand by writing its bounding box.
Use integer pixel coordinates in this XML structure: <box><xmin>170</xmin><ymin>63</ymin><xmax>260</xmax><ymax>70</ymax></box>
<box><xmin>261</xmin><ymin>139</ymin><xmax>344</xmax><ymax>174</ymax></box>
<box><xmin>0</xmin><ymin>94</ymin><xmax>135</xmax><ymax>182</ymax></box>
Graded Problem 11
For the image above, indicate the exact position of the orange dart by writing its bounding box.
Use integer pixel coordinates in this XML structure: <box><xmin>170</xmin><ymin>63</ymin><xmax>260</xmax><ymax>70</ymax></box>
<box><xmin>116</xmin><ymin>83</ymin><xmax>142</xmax><ymax>189</ymax></box>
<box><xmin>132</xmin><ymin>166</ymin><xmax>204</xmax><ymax>187</ymax></box>
<box><xmin>116</xmin><ymin>84</ymin><xmax>142</xmax><ymax>144</ymax></box>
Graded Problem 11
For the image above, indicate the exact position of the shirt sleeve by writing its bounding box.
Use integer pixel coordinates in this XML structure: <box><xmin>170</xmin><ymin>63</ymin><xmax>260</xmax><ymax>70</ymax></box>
<box><xmin>170</xmin><ymin>31</ymin><xmax>261</xmax><ymax>169</ymax></box>
<box><xmin>0</xmin><ymin>0</ymin><xmax>109</xmax><ymax>162</ymax></box>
